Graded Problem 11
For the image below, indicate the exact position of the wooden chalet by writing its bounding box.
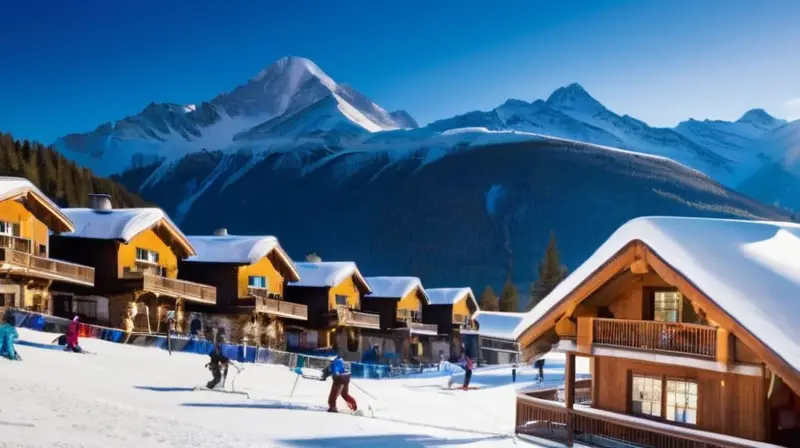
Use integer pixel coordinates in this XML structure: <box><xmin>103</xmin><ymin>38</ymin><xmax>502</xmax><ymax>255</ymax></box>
<box><xmin>361</xmin><ymin>276</ymin><xmax>444</xmax><ymax>364</ymax></box>
<box><xmin>177</xmin><ymin>228</ymin><xmax>305</xmax><ymax>346</ymax></box>
<box><xmin>424</xmin><ymin>287</ymin><xmax>479</xmax><ymax>359</ymax></box>
<box><xmin>48</xmin><ymin>194</ymin><xmax>216</xmax><ymax>333</ymax></box>
<box><xmin>0</xmin><ymin>177</ymin><xmax>95</xmax><ymax>315</ymax></box>
<box><xmin>513</xmin><ymin>216</ymin><xmax>800</xmax><ymax>448</ymax></box>
<box><xmin>473</xmin><ymin>311</ymin><xmax>523</xmax><ymax>364</ymax></box>
<box><xmin>284</xmin><ymin>261</ymin><xmax>378</xmax><ymax>359</ymax></box>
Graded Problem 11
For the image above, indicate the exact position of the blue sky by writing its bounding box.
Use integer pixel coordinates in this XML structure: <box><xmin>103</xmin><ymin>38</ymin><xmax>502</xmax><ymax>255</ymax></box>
<box><xmin>2</xmin><ymin>0</ymin><xmax>799</xmax><ymax>143</ymax></box>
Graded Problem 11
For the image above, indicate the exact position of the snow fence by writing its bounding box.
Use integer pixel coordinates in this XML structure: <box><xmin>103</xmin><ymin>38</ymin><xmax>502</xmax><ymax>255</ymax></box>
<box><xmin>4</xmin><ymin>308</ymin><xmax>440</xmax><ymax>379</ymax></box>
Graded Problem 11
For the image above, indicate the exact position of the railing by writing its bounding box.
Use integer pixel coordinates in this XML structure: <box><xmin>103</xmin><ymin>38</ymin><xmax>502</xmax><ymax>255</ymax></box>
<box><xmin>406</xmin><ymin>321</ymin><xmax>440</xmax><ymax>334</ymax></box>
<box><xmin>0</xmin><ymin>234</ymin><xmax>33</xmax><ymax>253</ymax></box>
<box><xmin>526</xmin><ymin>379</ymin><xmax>593</xmax><ymax>404</ymax></box>
<box><xmin>140</xmin><ymin>273</ymin><xmax>217</xmax><ymax>305</ymax></box>
<box><xmin>396</xmin><ymin>308</ymin><xmax>422</xmax><ymax>322</ymax></box>
<box><xmin>589</xmin><ymin>317</ymin><xmax>717</xmax><ymax>358</ymax></box>
<box><xmin>516</xmin><ymin>395</ymin><xmax>757</xmax><ymax>448</ymax></box>
<box><xmin>453</xmin><ymin>313</ymin><xmax>470</xmax><ymax>325</ymax></box>
<box><xmin>125</xmin><ymin>260</ymin><xmax>164</xmax><ymax>277</ymax></box>
<box><xmin>253</xmin><ymin>296</ymin><xmax>308</xmax><ymax>320</ymax></box>
<box><xmin>330</xmin><ymin>306</ymin><xmax>381</xmax><ymax>329</ymax></box>
<box><xmin>0</xmin><ymin>247</ymin><xmax>94</xmax><ymax>285</ymax></box>
<box><xmin>480</xmin><ymin>337</ymin><xmax>521</xmax><ymax>353</ymax></box>
<box><xmin>247</xmin><ymin>286</ymin><xmax>280</xmax><ymax>300</ymax></box>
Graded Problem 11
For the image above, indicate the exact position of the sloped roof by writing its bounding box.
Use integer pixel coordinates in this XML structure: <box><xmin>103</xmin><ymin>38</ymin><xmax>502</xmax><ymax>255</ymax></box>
<box><xmin>363</xmin><ymin>276</ymin><xmax>428</xmax><ymax>302</ymax></box>
<box><xmin>426</xmin><ymin>287</ymin><xmax>478</xmax><ymax>310</ymax></box>
<box><xmin>185</xmin><ymin>235</ymin><xmax>300</xmax><ymax>281</ymax></box>
<box><xmin>59</xmin><ymin>207</ymin><xmax>195</xmax><ymax>256</ymax></box>
<box><xmin>0</xmin><ymin>177</ymin><xmax>74</xmax><ymax>233</ymax></box>
<box><xmin>474</xmin><ymin>311</ymin><xmax>526</xmax><ymax>340</ymax></box>
<box><xmin>513</xmin><ymin>216</ymin><xmax>800</xmax><ymax>377</ymax></box>
<box><xmin>291</xmin><ymin>261</ymin><xmax>371</xmax><ymax>293</ymax></box>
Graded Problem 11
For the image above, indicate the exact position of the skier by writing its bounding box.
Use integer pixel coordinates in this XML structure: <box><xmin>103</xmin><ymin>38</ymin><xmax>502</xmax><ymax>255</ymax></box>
<box><xmin>0</xmin><ymin>313</ymin><xmax>21</xmax><ymax>361</ymax></box>
<box><xmin>534</xmin><ymin>357</ymin><xmax>545</xmax><ymax>384</ymax></box>
<box><xmin>65</xmin><ymin>316</ymin><xmax>83</xmax><ymax>353</ymax></box>
<box><xmin>327</xmin><ymin>355</ymin><xmax>357</xmax><ymax>413</ymax></box>
<box><xmin>462</xmin><ymin>355</ymin><xmax>474</xmax><ymax>390</ymax></box>
<box><xmin>206</xmin><ymin>345</ymin><xmax>230</xmax><ymax>390</ymax></box>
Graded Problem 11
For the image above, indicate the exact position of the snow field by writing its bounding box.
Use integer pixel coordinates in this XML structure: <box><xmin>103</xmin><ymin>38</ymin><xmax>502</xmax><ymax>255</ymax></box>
<box><xmin>1</xmin><ymin>328</ymin><xmax>588</xmax><ymax>448</ymax></box>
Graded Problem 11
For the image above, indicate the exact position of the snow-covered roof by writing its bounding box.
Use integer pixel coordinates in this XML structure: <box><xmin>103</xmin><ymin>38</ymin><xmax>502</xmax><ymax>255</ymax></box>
<box><xmin>290</xmin><ymin>261</ymin><xmax>371</xmax><ymax>293</ymax></box>
<box><xmin>0</xmin><ymin>177</ymin><xmax>74</xmax><ymax>233</ymax></box>
<box><xmin>59</xmin><ymin>207</ymin><xmax>195</xmax><ymax>256</ymax></box>
<box><xmin>184</xmin><ymin>235</ymin><xmax>299</xmax><ymax>281</ymax></box>
<box><xmin>363</xmin><ymin>277</ymin><xmax>428</xmax><ymax>302</ymax></box>
<box><xmin>512</xmin><ymin>216</ymin><xmax>800</xmax><ymax>376</ymax></box>
<box><xmin>475</xmin><ymin>311</ymin><xmax>526</xmax><ymax>340</ymax></box>
<box><xmin>426</xmin><ymin>287</ymin><xmax>478</xmax><ymax>310</ymax></box>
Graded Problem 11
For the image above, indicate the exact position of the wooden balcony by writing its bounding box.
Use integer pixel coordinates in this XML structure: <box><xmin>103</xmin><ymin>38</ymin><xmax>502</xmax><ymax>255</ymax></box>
<box><xmin>396</xmin><ymin>308</ymin><xmax>422</xmax><ymax>322</ymax></box>
<box><xmin>0</xmin><ymin>234</ymin><xmax>33</xmax><ymax>254</ymax></box>
<box><xmin>0</xmin><ymin>247</ymin><xmax>94</xmax><ymax>286</ymax></box>
<box><xmin>329</xmin><ymin>306</ymin><xmax>380</xmax><ymax>330</ymax></box>
<box><xmin>252</xmin><ymin>295</ymin><xmax>308</xmax><ymax>321</ymax></box>
<box><xmin>515</xmin><ymin>394</ymin><xmax>766</xmax><ymax>448</ymax></box>
<box><xmin>480</xmin><ymin>336</ymin><xmax>521</xmax><ymax>354</ymax></box>
<box><xmin>122</xmin><ymin>267</ymin><xmax>216</xmax><ymax>305</ymax></box>
<box><xmin>578</xmin><ymin>317</ymin><xmax>718</xmax><ymax>359</ymax></box>
<box><xmin>395</xmin><ymin>309</ymin><xmax>439</xmax><ymax>334</ymax></box>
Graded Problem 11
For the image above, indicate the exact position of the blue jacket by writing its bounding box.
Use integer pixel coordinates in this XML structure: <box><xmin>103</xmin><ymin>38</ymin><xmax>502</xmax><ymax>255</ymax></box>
<box><xmin>331</xmin><ymin>356</ymin><xmax>347</xmax><ymax>376</ymax></box>
<box><xmin>0</xmin><ymin>323</ymin><xmax>19</xmax><ymax>360</ymax></box>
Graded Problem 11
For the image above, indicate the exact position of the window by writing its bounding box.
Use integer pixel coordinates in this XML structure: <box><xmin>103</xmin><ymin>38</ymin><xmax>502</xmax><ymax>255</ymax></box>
<box><xmin>248</xmin><ymin>276</ymin><xmax>266</xmax><ymax>288</ymax></box>
<box><xmin>666</xmin><ymin>379</ymin><xmax>698</xmax><ymax>424</ymax></box>
<box><xmin>0</xmin><ymin>221</ymin><xmax>20</xmax><ymax>237</ymax></box>
<box><xmin>631</xmin><ymin>374</ymin><xmax>662</xmax><ymax>418</ymax></box>
<box><xmin>0</xmin><ymin>293</ymin><xmax>14</xmax><ymax>307</ymax></box>
<box><xmin>38</xmin><ymin>244</ymin><xmax>47</xmax><ymax>257</ymax></box>
<box><xmin>335</xmin><ymin>295</ymin><xmax>348</xmax><ymax>306</ymax></box>
<box><xmin>654</xmin><ymin>291</ymin><xmax>682</xmax><ymax>323</ymax></box>
<box><xmin>135</xmin><ymin>248</ymin><xmax>159</xmax><ymax>264</ymax></box>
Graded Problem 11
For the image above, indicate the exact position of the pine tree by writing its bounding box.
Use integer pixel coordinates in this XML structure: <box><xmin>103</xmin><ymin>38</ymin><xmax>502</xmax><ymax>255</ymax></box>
<box><xmin>478</xmin><ymin>285</ymin><xmax>500</xmax><ymax>311</ymax></box>
<box><xmin>529</xmin><ymin>231</ymin><xmax>569</xmax><ymax>310</ymax></box>
<box><xmin>499</xmin><ymin>279</ymin><xmax>519</xmax><ymax>312</ymax></box>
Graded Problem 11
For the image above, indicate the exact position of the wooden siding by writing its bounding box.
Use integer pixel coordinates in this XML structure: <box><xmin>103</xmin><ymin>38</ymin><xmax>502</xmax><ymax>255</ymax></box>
<box><xmin>49</xmin><ymin>237</ymin><xmax>118</xmax><ymax>292</ymax></box>
<box><xmin>361</xmin><ymin>298</ymin><xmax>397</xmax><ymax>330</ymax></box>
<box><xmin>177</xmin><ymin>261</ymin><xmax>238</xmax><ymax>307</ymax></box>
<box><xmin>236</xmin><ymin>255</ymin><xmax>286</xmax><ymax>299</ymax></box>
<box><xmin>328</xmin><ymin>275</ymin><xmax>361</xmax><ymax>309</ymax></box>
<box><xmin>593</xmin><ymin>355</ymin><xmax>767</xmax><ymax>441</ymax></box>
<box><xmin>0</xmin><ymin>198</ymin><xmax>50</xmax><ymax>254</ymax></box>
<box><xmin>423</xmin><ymin>303</ymin><xmax>454</xmax><ymax>335</ymax></box>
<box><xmin>397</xmin><ymin>288</ymin><xmax>424</xmax><ymax>313</ymax></box>
<box><xmin>118</xmin><ymin>228</ymin><xmax>180</xmax><ymax>279</ymax></box>
<box><xmin>285</xmin><ymin>285</ymin><xmax>329</xmax><ymax>329</ymax></box>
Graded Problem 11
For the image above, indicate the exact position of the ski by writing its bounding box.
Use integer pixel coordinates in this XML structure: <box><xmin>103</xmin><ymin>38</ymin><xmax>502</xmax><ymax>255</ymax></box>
<box><xmin>192</xmin><ymin>386</ymin><xmax>250</xmax><ymax>398</ymax></box>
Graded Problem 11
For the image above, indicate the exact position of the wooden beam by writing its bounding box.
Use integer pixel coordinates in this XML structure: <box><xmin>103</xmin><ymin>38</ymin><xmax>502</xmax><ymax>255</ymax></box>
<box><xmin>629</xmin><ymin>258</ymin><xmax>649</xmax><ymax>275</ymax></box>
<box><xmin>565</xmin><ymin>352</ymin><xmax>576</xmax><ymax>447</ymax></box>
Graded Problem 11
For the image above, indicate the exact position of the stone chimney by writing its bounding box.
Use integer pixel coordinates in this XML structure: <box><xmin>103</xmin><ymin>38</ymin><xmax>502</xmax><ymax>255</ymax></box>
<box><xmin>305</xmin><ymin>252</ymin><xmax>321</xmax><ymax>262</ymax></box>
<box><xmin>214</xmin><ymin>228</ymin><xmax>228</xmax><ymax>237</ymax></box>
<box><xmin>88</xmin><ymin>194</ymin><xmax>113</xmax><ymax>211</ymax></box>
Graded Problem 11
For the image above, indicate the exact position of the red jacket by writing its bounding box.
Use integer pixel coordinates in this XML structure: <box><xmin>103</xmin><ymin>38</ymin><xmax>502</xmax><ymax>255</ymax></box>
<box><xmin>66</xmin><ymin>321</ymin><xmax>79</xmax><ymax>346</ymax></box>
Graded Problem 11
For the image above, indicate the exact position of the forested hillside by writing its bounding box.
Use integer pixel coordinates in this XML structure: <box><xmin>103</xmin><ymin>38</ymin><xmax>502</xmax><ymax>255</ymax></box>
<box><xmin>0</xmin><ymin>132</ymin><xmax>149</xmax><ymax>208</ymax></box>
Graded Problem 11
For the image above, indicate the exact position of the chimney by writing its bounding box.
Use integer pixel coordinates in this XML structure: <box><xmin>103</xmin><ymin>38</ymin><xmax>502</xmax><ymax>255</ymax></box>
<box><xmin>214</xmin><ymin>228</ymin><xmax>228</xmax><ymax>237</ymax></box>
<box><xmin>88</xmin><ymin>194</ymin><xmax>113</xmax><ymax>211</ymax></box>
<box><xmin>305</xmin><ymin>252</ymin><xmax>321</xmax><ymax>262</ymax></box>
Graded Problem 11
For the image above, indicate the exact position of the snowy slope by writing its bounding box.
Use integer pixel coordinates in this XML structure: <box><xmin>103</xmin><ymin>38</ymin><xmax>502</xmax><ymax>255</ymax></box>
<box><xmin>1</xmin><ymin>328</ymin><xmax>590</xmax><ymax>447</ymax></box>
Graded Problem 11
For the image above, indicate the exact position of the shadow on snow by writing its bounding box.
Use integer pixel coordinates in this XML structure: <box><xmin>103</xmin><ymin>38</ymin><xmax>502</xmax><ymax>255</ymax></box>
<box><xmin>134</xmin><ymin>385</ymin><xmax>197</xmax><ymax>392</ymax></box>
<box><xmin>278</xmin><ymin>433</ymin><xmax>508</xmax><ymax>447</ymax></box>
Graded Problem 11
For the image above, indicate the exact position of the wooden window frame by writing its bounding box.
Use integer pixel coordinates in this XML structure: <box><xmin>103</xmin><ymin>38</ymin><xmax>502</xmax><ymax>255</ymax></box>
<box><xmin>335</xmin><ymin>295</ymin><xmax>348</xmax><ymax>307</ymax></box>
<box><xmin>248</xmin><ymin>275</ymin><xmax>266</xmax><ymax>289</ymax></box>
<box><xmin>629</xmin><ymin>371</ymin><xmax>700</xmax><ymax>427</ymax></box>
<box><xmin>135</xmin><ymin>247</ymin><xmax>160</xmax><ymax>264</ymax></box>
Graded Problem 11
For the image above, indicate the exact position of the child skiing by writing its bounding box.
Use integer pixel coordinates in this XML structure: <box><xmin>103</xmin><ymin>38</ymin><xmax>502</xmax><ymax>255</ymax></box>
<box><xmin>206</xmin><ymin>344</ymin><xmax>230</xmax><ymax>389</ymax></box>
<box><xmin>327</xmin><ymin>355</ymin><xmax>357</xmax><ymax>413</ymax></box>
<box><xmin>65</xmin><ymin>316</ymin><xmax>83</xmax><ymax>353</ymax></box>
<box><xmin>0</xmin><ymin>313</ymin><xmax>21</xmax><ymax>361</ymax></box>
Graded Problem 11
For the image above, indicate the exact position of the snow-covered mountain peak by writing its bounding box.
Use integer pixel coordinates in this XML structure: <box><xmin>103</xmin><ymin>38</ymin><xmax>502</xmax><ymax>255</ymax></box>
<box><xmin>736</xmin><ymin>108</ymin><xmax>786</xmax><ymax>129</ymax></box>
<box><xmin>389</xmin><ymin>110</ymin><xmax>420</xmax><ymax>129</ymax></box>
<box><xmin>545</xmin><ymin>83</ymin><xmax>607</xmax><ymax>119</ymax></box>
<box><xmin>250</xmin><ymin>56</ymin><xmax>335</xmax><ymax>89</ymax></box>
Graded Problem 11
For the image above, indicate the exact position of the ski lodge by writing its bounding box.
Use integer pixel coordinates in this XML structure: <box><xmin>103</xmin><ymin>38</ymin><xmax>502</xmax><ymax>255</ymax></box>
<box><xmin>512</xmin><ymin>217</ymin><xmax>800</xmax><ymax>447</ymax></box>
<box><xmin>424</xmin><ymin>287</ymin><xmax>480</xmax><ymax>359</ymax></box>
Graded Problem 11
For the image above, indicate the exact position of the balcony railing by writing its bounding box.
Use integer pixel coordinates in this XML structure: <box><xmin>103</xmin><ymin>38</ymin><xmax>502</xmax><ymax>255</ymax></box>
<box><xmin>247</xmin><ymin>286</ymin><xmax>282</xmax><ymax>300</ymax></box>
<box><xmin>121</xmin><ymin>266</ymin><xmax>216</xmax><ymax>305</ymax></box>
<box><xmin>0</xmin><ymin>247</ymin><xmax>94</xmax><ymax>285</ymax></box>
<box><xmin>329</xmin><ymin>306</ymin><xmax>381</xmax><ymax>330</ymax></box>
<box><xmin>583</xmin><ymin>317</ymin><xmax>717</xmax><ymax>359</ymax></box>
<box><xmin>480</xmin><ymin>337</ymin><xmax>521</xmax><ymax>353</ymax></box>
<box><xmin>516</xmin><ymin>394</ymin><xmax>759</xmax><ymax>448</ymax></box>
<box><xmin>396</xmin><ymin>308</ymin><xmax>422</xmax><ymax>322</ymax></box>
<box><xmin>253</xmin><ymin>295</ymin><xmax>308</xmax><ymax>321</ymax></box>
<box><xmin>405</xmin><ymin>321</ymin><xmax>439</xmax><ymax>334</ymax></box>
<box><xmin>0</xmin><ymin>234</ymin><xmax>33</xmax><ymax>253</ymax></box>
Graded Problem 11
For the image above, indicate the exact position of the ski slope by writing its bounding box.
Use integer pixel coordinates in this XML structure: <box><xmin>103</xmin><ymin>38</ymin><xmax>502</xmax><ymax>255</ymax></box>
<box><xmin>0</xmin><ymin>329</ymin><xmax>589</xmax><ymax>448</ymax></box>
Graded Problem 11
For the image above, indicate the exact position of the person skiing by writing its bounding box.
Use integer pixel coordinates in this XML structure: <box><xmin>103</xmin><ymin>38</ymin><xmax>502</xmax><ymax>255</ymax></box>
<box><xmin>65</xmin><ymin>316</ymin><xmax>83</xmax><ymax>353</ymax></box>
<box><xmin>534</xmin><ymin>357</ymin><xmax>546</xmax><ymax>384</ymax></box>
<box><xmin>206</xmin><ymin>344</ymin><xmax>230</xmax><ymax>390</ymax></box>
<box><xmin>462</xmin><ymin>355</ymin><xmax>474</xmax><ymax>390</ymax></box>
<box><xmin>0</xmin><ymin>313</ymin><xmax>21</xmax><ymax>361</ymax></box>
<box><xmin>327</xmin><ymin>355</ymin><xmax>357</xmax><ymax>413</ymax></box>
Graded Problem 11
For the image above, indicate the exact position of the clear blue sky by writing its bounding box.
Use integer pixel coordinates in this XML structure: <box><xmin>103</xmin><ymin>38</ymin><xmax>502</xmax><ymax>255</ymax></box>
<box><xmin>2</xmin><ymin>0</ymin><xmax>799</xmax><ymax>143</ymax></box>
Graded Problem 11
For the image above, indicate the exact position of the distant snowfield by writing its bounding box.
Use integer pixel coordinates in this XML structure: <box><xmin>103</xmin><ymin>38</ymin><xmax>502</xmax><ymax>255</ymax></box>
<box><xmin>1</xmin><ymin>329</ymin><xmax>589</xmax><ymax>448</ymax></box>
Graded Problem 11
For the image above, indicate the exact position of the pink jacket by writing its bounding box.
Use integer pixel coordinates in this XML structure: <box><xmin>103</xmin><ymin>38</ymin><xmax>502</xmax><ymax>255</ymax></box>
<box><xmin>66</xmin><ymin>319</ymin><xmax>79</xmax><ymax>346</ymax></box>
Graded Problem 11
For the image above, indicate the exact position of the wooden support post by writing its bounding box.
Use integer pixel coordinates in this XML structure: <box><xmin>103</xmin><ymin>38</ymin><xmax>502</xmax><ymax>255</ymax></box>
<box><xmin>565</xmin><ymin>352</ymin><xmax>576</xmax><ymax>446</ymax></box>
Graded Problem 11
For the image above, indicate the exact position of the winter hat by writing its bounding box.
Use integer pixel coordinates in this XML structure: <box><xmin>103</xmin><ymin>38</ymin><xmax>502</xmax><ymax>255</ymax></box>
<box><xmin>72</xmin><ymin>316</ymin><xmax>79</xmax><ymax>322</ymax></box>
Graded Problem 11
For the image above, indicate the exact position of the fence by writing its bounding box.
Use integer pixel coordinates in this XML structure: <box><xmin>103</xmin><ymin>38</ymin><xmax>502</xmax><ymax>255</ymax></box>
<box><xmin>4</xmin><ymin>308</ymin><xmax>432</xmax><ymax>380</ymax></box>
